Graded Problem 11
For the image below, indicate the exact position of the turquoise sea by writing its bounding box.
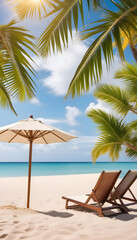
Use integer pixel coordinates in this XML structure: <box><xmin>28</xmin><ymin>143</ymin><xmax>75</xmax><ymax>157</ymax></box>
<box><xmin>0</xmin><ymin>162</ymin><xmax>137</xmax><ymax>178</ymax></box>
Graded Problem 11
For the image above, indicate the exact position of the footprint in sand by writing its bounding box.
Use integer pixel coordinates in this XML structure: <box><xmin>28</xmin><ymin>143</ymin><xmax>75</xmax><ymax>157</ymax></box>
<box><xmin>25</xmin><ymin>228</ymin><xmax>32</xmax><ymax>232</ymax></box>
<box><xmin>13</xmin><ymin>221</ymin><xmax>19</xmax><ymax>224</ymax></box>
<box><xmin>20</xmin><ymin>236</ymin><xmax>26</xmax><ymax>240</ymax></box>
<box><xmin>0</xmin><ymin>234</ymin><xmax>8</xmax><ymax>239</ymax></box>
<box><xmin>13</xmin><ymin>231</ymin><xmax>21</xmax><ymax>234</ymax></box>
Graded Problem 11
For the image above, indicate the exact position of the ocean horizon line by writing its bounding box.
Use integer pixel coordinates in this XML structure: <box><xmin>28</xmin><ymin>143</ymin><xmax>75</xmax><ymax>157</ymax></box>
<box><xmin>0</xmin><ymin>161</ymin><xmax>136</xmax><ymax>163</ymax></box>
<box><xmin>0</xmin><ymin>162</ymin><xmax>136</xmax><ymax>178</ymax></box>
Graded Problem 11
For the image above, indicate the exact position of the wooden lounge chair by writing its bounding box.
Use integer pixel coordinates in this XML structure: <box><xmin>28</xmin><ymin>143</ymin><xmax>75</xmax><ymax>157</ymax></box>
<box><xmin>109</xmin><ymin>170</ymin><xmax>137</xmax><ymax>210</ymax></box>
<box><xmin>62</xmin><ymin>171</ymin><xmax>127</xmax><ymax>217</ymax></box>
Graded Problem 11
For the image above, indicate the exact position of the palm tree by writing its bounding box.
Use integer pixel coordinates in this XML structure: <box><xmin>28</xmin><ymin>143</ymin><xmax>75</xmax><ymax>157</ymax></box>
<box><xmin>87</xmin><ymin>62</ymin><xmax>137</xmax><ymax>162</ymax></box>
<box><xmin>9</xmin><ymin>0</ymin><xmax>137</xmax><ymax>98</ymax></box>
<box><xmin>0</xmin><ymin>20</ymin><xmax>37</xmax><ymax>114</ymax></box>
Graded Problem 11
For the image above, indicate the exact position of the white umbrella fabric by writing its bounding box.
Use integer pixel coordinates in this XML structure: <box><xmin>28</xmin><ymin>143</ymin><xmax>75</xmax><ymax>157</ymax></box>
<box><xmin>0</xmin><ymin>115</ymin><xmax>76</xmax><ymax>208</ymax></box>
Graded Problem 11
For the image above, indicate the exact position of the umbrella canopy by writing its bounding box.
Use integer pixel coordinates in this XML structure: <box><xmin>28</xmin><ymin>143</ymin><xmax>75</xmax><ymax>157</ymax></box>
<box><xmin>0</xmin><ymin>115</ymin><xmax>76</xmax><ymax>208</ymax></box>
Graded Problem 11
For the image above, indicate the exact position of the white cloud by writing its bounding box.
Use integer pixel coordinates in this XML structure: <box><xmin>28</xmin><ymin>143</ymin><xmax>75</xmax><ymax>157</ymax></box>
<box><xmin>31</xmin><ymin>24</ymin><xmax>123</xmax><ymax>97</ymax></box>
<box><xmin>36</xmin><ymin>117</ymin><xmax>65</xmax><ymax>125</ymax></box>
<box><xmin>65</xmin><ymin>106</ymin><xmax>82</xmax><ymax>126</ymax></box>
<box><xmin>30</xmin><ymin>97</ymin><xmax>41</xmax><ymax>105</ymax></box>
<box><xmin>37</xmin><ymin>106</ymin><xmax>82</xmax><ymax>126</ymax></box>
<box><xmin>85</xmin><ymin>100</ymin><xmax>111</xmax><ymax>114</ymax></box>
<box><xmin>34</xmin><ymin>38</ymin><xmax>123</xmax><ymax>97</ymax></box>
<box><xmin>33</xmin><ymin>32</ymin><xmax>88</xmax><ymax>96</ymax></box>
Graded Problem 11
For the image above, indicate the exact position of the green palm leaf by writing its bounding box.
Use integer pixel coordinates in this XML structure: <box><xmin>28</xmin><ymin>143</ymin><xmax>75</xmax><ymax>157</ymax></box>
<box><xmin>8</xmin><ymin>0</ymin><xmax>61</xmax><ymax>20</ymax></box>
<box><xmin>115</xmin><ymin>62</ymin><xmax>137</xmax><ymax>102</ymax></box>
<box><xmin>37</xmin><ymin>0</ymin><xmax>102</xmax><ymax>56</ymax></box>
<box><xmin>125</xmin><ymin>148</ymin><xmax>137</xmax><ymax>158</ymax></box>
<box><xmin>128</xmin><ymin>120</ymin><xmax>137</xmax><ymax>131</ymax></box>
<box><xmin>37</xmin><ymin>0</ymin><xmax>85</xmax><ymax>56</ymax></box>
<box><xmin>87</xmin><ymin>101</ymin><xmax>137</xmax><ymax>161</ymax></box>
<box><xmin>66</xmin><ymin>1</ymin><xmax>137</xmax><ymax>98</ymax></box>
<box><xmin>87</xmin><ymin>109</ymin><xmax>127</xmax><ymax>161</ymax></box>
<box><xmin>0</xmin><ymin>20</ymin><xmax>37</xmax><ymax>103</ymax></box>
<box><xmin>87</xmin><ymin>109</ymin><xmax>127</xmax><ymax>138</ymax></box>
<box><xmin>0</xmin><ymin>81</ymin><xmax>17</xmax><ymax>115</ymax></box>
<box><xmin>125</xmin><ymin>134</ymin><xmax>137</xmax><ymax>158</ymax></box>
<box><xmin>94</xmin><ymin>84</ymin><xmax>132</xmax><ymax>116</ymax></box>
<box><xmin>9</xmin><ymin>0</ymin><xmax>102</xmax><ymax>20</ymax></box>
<box><xmin>92</xmin><ymin>135</ymin><xmax>122</xmax><ymax>162</ymax></box>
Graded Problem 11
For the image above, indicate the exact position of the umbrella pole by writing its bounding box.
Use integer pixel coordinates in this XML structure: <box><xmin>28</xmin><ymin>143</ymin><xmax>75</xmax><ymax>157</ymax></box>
<box><xmin>27</xmin><ymin>139</ymin><xmax>33</xmax><ymax>208</ymax></box>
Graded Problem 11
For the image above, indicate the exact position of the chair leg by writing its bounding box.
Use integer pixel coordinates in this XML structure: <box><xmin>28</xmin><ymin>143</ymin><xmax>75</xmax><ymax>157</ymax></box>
<box><xmin>98</xmin><ymin>209</ymin><xmax>104</xmax><ymax>217</ymax></box>
<box><xmin>65</xmin><ymin>199</ymin><xmax>68</xmax><ymax>209</ymax></box>
<box><xmin>111</xmin><ymin>190</ymin><xmax>129</xmax><ymax>213</ymax></box>
<box><xmin>118</xmin><ymin>198</ymin><xmax>129</xmax><ymax>213</ymax></box>
<box><xmin>119</xmin><ymin>206</ymin><xmax>128</xmax><ymax>213</ymax></box>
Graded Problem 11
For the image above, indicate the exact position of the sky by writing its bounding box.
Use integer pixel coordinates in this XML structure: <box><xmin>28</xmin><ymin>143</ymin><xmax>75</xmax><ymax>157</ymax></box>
<box><xmin>0</xmin><ymin>0</ymin><xmax>136</xmax><ymax>163</ymax></box>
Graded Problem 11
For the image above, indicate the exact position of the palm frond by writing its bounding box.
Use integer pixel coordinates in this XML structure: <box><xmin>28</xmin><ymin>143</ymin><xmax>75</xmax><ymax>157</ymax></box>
<box><xmin>94</xmin><ymin>84</ymin><xmax>132</xmax><ymax>116</ymax></box>
<box><xmin>8</xmin><ymin>0</ymin><xmax>61</xmax><ymax>20</ymax></box>
<box><xmin>0</xmin><ymin>20</ymin><xmax>37</xmax><ymax>102</ymax></box>
<box><xmin>115</xmin><ymin>62</ymin><xmax>137</xmax><ymax>102</ymax></box>
<box><xmin>128</xmin><ymin>120</ymin><xmax>137</xmax><ymax>131</ymax></box>
<box><xmin>87</xmin><ymin>109</ymin><xmax>127</xmax><ymax>139</ymax></box>
<box><xmin>125</xmin><ymin>136</ymin><xmax>137</xmax><ymax>158</ymax></box>
<box><xmin>89</xmin><ymin>108</ymin><xmax>127</xmax><ymax>162</ymax></box>
<box><xmin>125</xmin><ymin>148</ymin><xmax>137</xmax><ymax>158</ymax></box>
<box><xmin>91</xmin><ymin>135</ymin><xmax>122</xmax><ymax>162</ymax></box>
<box><xmin>0</xmin><ymin>81</ymin><xmax>16</xmax><ymax>115</ymax></box>
<box><xmin>91</xmin><ymin>0</ymin><xmax>102</xmax><ymax>9</ymax></box>
<box><xmin>9</xmin><ymin>0</ymin><xmax>103</xmax><ymax>20</ymax></box>
<box><xmin>126</xmin><ymin>121</ymin><xmax>137</xmax><ymax>139</ymax></box>
<box><xmin>37</xmin><ymin>0</ymin><xmax>103</xmax><ymax>56</ymax></box>
<box><xmin>37</xmin><ymin>0</ymin><xmax>84</xmax><ymax>56</ymax></box>
<box><xmin>66</xmin><ymin>2</ymin><xmax>137</xmax><ymax>98</ymax></box>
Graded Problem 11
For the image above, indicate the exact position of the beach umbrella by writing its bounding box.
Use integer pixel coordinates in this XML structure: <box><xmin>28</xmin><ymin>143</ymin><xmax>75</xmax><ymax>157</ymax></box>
<box><xmin>0</xmin><ymin>115</ymin><xmax>76</xmax><ymax>208</ymax></box>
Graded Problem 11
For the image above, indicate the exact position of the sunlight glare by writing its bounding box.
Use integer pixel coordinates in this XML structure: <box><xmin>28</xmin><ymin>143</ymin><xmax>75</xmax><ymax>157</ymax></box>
<box><xmin>31</xmin><ymin>0</ymin><xmax>40</xmax><ymax>3</ymax></box>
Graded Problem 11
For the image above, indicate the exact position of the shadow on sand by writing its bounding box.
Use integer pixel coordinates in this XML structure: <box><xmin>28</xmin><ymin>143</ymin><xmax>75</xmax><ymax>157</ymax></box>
<box><xmin>59</xmin><ymin>205</ymin><xmax>137</xmax><ymax>221</ymax></box>
<box><xmin>37</xmin><ymin>210</ymin><xmax>73</xmax><ymax>218</ymax></box>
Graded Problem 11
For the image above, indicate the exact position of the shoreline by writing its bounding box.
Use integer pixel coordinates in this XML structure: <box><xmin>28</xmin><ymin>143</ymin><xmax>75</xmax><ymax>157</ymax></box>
<box><xmin>0</xmin><ymin>172</ymin><xmax>100</xmax><ymax>178</ymax></box>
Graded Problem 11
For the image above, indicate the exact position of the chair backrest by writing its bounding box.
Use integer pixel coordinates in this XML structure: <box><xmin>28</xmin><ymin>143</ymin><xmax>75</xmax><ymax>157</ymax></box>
<box><xmin>114</xmin><ymin>170</ymin><xmax>137</xmax><ymax>198</ymax></box>
<box><xmin>91</xmin><ymin>171</ymin><xmax>121</xmax><ymax>204</ymax></box>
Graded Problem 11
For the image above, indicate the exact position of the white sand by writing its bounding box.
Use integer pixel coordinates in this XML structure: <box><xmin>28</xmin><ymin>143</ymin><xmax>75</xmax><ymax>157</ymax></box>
<box><xmin>0</xmin><ymin>173</ymin><xmax>137</xmax><ymax>240</ymax></box>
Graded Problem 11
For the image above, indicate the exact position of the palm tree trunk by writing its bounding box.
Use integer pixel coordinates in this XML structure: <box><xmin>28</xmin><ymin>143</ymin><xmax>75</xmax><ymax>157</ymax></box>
<box><xmin>129</xmin><ymin>43</ymin><xmax>137</xmax><ymax>62</ymax></box>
